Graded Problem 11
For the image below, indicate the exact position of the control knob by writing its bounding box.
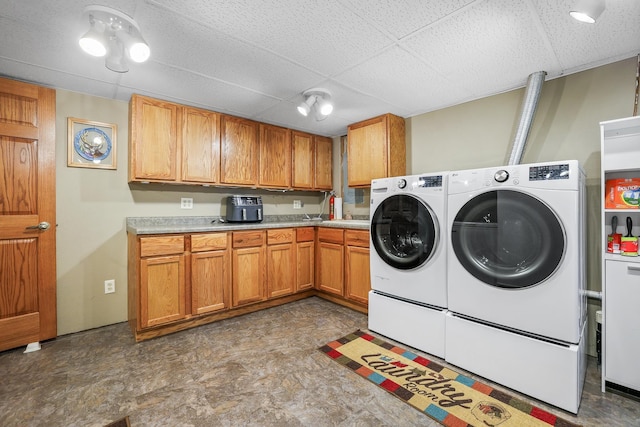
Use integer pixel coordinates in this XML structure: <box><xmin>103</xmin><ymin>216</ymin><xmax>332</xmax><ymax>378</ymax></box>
<box><xmin>494</xmin><ymin>170</ymin><xmax>509</xmax><ymax>183</ymax></box>
<box><xmin>397</xmin><ymin>178</ymin><xmax>407</xmax><ymax>189</ymax></box>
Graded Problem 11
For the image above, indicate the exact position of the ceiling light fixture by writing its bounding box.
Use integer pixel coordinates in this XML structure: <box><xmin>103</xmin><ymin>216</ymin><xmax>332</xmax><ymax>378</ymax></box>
<box><xmin>79</xmin><ymin>5</ymin><xmax>150</xmax><ymax>72</ymax></box>
<box><xmin>569</xmin><ymin>0</ymin><xmax>605</xmax><ymax>23</ymax></box>
<box><xmin>297</xmin><ymin>88</ymin><xmax>333</xmax><ymax>121</ymax></box>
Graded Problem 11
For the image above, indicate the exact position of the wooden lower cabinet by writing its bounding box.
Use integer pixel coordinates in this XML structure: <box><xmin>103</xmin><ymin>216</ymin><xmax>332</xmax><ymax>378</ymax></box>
<box><xmin>232</xmin><ymin>231</ymin><xmax>267</xmax><ymax>306</ymax></box>
<box><xmin>191</xmin><ymin>233</ymin><xmax>230</xmax><ymax>315</ymax></box>
<box><xmin>128</xmin><ymin>226</ymin><xmax>368</xmax><ymax>342</ymax></box>
<box><xmin>296</xmin><ymin>227</ymin><xmax>315</xmax><ymax>291</ymax></box>
<box><xmin>345</xmin><ymin>230</ymin><xmax>371</xmax><ymax>305</ymax></box>
<box><xmin>267</xmin><ymin>229</ymin><xmax>295</xmax><ymax>298</ymax></box>
<box><xmin>316</xmin><ymin>228</ymin><xmax>345</xmax><ymax>295</ymax></box>
<box><xmin>138</xmin><ymin>235</ymin><xmax>187</xmax><ymax>328</ymax></box>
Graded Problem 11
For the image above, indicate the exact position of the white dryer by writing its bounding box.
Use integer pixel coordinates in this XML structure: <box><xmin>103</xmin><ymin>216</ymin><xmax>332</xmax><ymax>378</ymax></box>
<box><xmin>368</xmin><ymin>172</ymin><xmax>448</xmax><ymax>358</ymax></box>
<box><xmin>444</xmin><ymin>160</ymin><xmax>587</xmax><ymax>413</ymax></box>
<box><xmin>446</xmin><ymin>160</ymin><xmax>586</xmax><ymax>343</ymax></box>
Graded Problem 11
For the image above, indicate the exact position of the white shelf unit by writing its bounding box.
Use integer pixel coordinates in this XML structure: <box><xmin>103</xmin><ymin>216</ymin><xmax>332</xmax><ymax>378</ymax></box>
<box><xmin>600</xmin><ymin>115</ymin><xmax>640</xmax><ymax>395</ymax></box>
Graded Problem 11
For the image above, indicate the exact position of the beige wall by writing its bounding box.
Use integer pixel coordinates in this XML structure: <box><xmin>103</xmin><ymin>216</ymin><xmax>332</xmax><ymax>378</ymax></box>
<box><xmin>407</xmin><ymin>57</ymin><xmax>638</xmax><ymax>356</ymax></box>
<box><xmin>55</xmin><ymin>91</ymin><xmax>326</xmax><ymax>335</ymax></box>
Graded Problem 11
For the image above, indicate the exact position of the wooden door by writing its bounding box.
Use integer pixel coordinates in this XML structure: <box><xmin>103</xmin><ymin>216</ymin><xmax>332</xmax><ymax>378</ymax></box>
<box><xmin>0</xmin><ymin>77</ymin><xmax>57</xmax><ymax>352</ymax></box>
<box><xmin>181</xmin><ymin>107</ymin><xmax>220</xmax><ymax>184</ymax></box>
<box><xmin>314</xmin><ymin>135</ymin><xmax>332</xmax><ymax>190</ymax></box>
<box><xmin>292</xmin><ymin>131</ymin><xmax>314</xmax><ymax>189</ymax></box>
<box><xmin>220</xmin><ymin>115</ymin><xmax>259</xmax><ymax>185</ymax></box>
<box><xmin>267</xmin><ymin>243</ymin><xmax>295</xmax><ymax>298</ymax></box>
<box><xmin>259</xmin><ymin>124</ymin><xmax>291</xmax><ymax>188</ymax></box>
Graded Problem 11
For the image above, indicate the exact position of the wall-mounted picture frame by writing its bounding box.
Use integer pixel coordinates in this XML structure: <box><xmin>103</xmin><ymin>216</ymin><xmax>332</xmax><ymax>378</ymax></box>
<box><xmin>67</xmin><ymin>117</ymin><xmax>117</xmax><ymax>169</ymax></box>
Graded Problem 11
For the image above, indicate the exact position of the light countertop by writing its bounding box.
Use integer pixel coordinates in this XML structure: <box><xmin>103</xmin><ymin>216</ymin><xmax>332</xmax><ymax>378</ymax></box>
<box><xmin>126</xmin><ymin>216</ymin><xmax>369</xmax><ymax>235</ymax></box>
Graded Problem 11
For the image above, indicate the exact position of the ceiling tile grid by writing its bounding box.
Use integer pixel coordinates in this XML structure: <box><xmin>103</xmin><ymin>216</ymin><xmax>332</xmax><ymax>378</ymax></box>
<box><xmin>0</xmin><ymin>0</ymin><xmax>637</xmax><ymax>137</ymax></box>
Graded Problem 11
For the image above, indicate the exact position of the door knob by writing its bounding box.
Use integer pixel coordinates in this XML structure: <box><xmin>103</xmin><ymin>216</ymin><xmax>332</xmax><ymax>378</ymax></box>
<box><xmin>26</xmin><ymin>221</ymin><xmax>50</xmax><ymax>231</ymax></box>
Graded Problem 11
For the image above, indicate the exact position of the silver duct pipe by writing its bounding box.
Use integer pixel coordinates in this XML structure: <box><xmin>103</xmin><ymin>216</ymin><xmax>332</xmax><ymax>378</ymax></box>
<box><xmin>507</xmin><ymin>71</ymin><xmax>547</xmax><ymax>165</ymax></box>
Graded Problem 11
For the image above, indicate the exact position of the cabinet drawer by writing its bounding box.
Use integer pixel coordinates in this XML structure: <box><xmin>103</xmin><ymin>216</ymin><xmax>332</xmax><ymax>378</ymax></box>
<box><xmin>191</xmin><ymin>232</ymin><xmax>228</xmax><ymax>252</ymax></box>
<box><xmin>140</xmin><ymin>235</ymin><xmax>185</xmax><ymax>257</ymax></box>
<box><xmin>232</xmin><ymin>230</ymin><xmax>265</xmax><ymax>248</ymax></box>
<box><xmin>296</xmin><ymin>227</ymin><xmax>314</xmax><ymax>242</ymax></box>
<box><xmin>345</xmin><ymin>230</ymin><xmax>370</xmax><ymax>248</ymax></box>
<box><xmin>267</xmin><ymin>228</ymin><xmax>294</xmax><ymax>245</ymax></box>
<box><xmin>317</xmin><ymin>227</ymin><xmax>344</xmax><ymax>244</ymax></box>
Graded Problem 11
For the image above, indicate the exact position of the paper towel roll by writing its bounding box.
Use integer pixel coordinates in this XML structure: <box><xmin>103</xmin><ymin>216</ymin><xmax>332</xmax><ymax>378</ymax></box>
<box><xmin>334</xmin><ymin>197</ymin><xmax>343</xmax><ymax>220</ymax></box>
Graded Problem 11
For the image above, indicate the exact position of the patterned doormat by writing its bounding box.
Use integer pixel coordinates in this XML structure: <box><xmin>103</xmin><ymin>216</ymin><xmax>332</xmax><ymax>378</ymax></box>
<box><xmin>319</xmin><ymin>330</ymin><xmax>581</xmax><ymax>427</ymax></box>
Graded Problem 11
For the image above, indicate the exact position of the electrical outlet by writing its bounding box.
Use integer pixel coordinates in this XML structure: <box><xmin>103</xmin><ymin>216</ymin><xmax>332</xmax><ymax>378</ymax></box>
<box><xmin>181</xmin><ymin>198</ymin><xmax>193</xmax><ymax>209</ymax></box>
<box><xmin>293</xmin><ymin>200</ymin><xmax>302</xmax><ymax>209</ymax></box>
<box><xmin>104</xmin><ymin>279</ymin><xmax>115</xmax><ymax>294</ymax></box>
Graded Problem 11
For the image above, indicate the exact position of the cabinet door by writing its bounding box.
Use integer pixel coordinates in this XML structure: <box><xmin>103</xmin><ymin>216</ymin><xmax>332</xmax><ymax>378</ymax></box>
<box><xmin>347</xmin><ymin>113</ymin><xmax>405</xmax><ymax>187</ymax></box>
<box><xmin>345</xmin><ymin>246</ymin><xmax>371</xmax><ymax>305</ymax></box>
<box><xmin>221</xmin><ymin>115</ymin><xmax>259</xmax><ymax>185</ymax></box>
<box><xmin>267</xmin><ymin>243</ymin><xmax>295</xmax><ymax>298</ymax></box>
<box><xmin>317</xmin><ymin>242</ymin><xmax>344</xmax><ymax>295</ymax></box>
<box><xmin>181</xmin><ymin>107</ymin><xmax>220</xmax><ymax>184</ymax></box>
<box><xmin>192</xmin><ymin>250</ymin><xmax>230</xmax><ymax>314</ymax></box>
<box><xmin>130</xmin><ymin>95</ymin><xmax>179</xmax><ymax>182</ymax></box>
<box><xmin>140</xmin><ymin>254</ymin><xmax>186</xmax><ymax>327</ymax></box>
<box><xmin>296</xmin><ymin>241</ymin><xmax>314</xmax><ymax>291</ymax></box>
<box><xmin>232</xmin><ymin>246</ymin><xmax>266</xmax><ymax>306</ymax></box>
<box><xmin>347</xmin><ymin>116</ymin><xmax>387</xmax><ymax>187</ymax></box>
<box><xmin>604</xmin><ymin>260</ymin><xmax>640</xmax><ymax>391</ymax></box>
<box><xmin>314</xmin><ymin>135</ymin><xmax>333</xmax><ymax>190</ymax></box>
<box><xmin>292</xmin><ymin>131</ymin><xmax>314</xmax><ymax>189</ymax></box>
<box><xmin>259</xmin><ymin>124</ymin><xmax>291</xmax><ymax>188</ymax></box>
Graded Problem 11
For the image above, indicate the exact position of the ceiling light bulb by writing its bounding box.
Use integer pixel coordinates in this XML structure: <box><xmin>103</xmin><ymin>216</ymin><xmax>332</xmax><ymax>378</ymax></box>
<box><xmin>318</xmin><ymin>99</ymin><xmax>333</xmax><ymax>116</ymax></box>
<box><xmin>570</xmin><ymin>0</ymin><xmax>605</xmax><ymax>23</ymax></box>
<box><xmin>79</xmin><ymin>19</ymin><xmax>107</xmax><ymax>57</ymax></box>
<box><xmin>297</xmin><ymin>95</ymin><xmax>315</xmax><ymax>117</ymax></box>
<box><xmin>128</xmin><ymin>41</ymin><xmax>150</xmax><ymax>63</ymax></box>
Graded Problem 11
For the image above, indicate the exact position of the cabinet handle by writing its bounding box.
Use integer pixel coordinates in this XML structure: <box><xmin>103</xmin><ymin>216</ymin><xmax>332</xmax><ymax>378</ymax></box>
<box><xmin>627</xmin><ymin>265</ymin><xmax>640</xmax><ymax>272</ymax></box>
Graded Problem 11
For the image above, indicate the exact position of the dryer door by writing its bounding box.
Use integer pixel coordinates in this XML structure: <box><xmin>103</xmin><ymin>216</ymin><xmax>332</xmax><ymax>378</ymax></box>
<box><xmin>371</xmin><ymin>194</ymin><xmax>437</xmax><ymax>270</ymax></box>
<box><xmin>451</xmin><ymin>189</ymin><xmax>565</xmax><ymax>288</ymax></box>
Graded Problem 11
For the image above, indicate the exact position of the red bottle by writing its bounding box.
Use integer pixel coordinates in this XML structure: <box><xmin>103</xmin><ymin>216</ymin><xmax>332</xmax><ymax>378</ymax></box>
<box><xmin>329</xmin><ymin>194</ymin><xmax>335</xmax><ymax>220</ymax></box>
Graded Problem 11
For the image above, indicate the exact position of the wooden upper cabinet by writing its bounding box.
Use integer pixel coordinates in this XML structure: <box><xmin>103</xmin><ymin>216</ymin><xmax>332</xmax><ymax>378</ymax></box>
<box><xmin>129</xmin><ymin>94</ymin><xmax>179</xmax><ymax>182</ymax></box>
<box><xmin>259</xmin><ymin>124</ymin><xmax>291</xmax><ymax>189</ymax></box>
<box><xmin>181</xmin><ymin>106</ymin><xmax>220</xmax><ymax>184</ymax></box>
<box><xmin>292</xmin><ymin>131</ymin><xmax>314</xmax><ymax>189</ymax></box>
<box><xmin>292</xmin><ymin>131</ymin><xmax>332</xmax><ymax>191</ymax></box>
<box><xmin>314</xmin><ymin>135</ymin><xmax>332</xmax><ymax>190</ymax></box>
<box><xmin>347</xmin><ymin>113</ymin><xmax>405</xmax><ymax>187</ymax></box>
<box><xmin>221</xmin><ymin>115</ymin><xmax>259</xmax><ymax>186</ymax></box>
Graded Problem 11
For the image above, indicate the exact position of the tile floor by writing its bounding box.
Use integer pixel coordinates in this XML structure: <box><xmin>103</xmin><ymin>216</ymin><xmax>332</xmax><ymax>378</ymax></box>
<box><xmin>0</xmin><ymin>297</ymin><xmax>638</xmax><ymax>426</ymax></box>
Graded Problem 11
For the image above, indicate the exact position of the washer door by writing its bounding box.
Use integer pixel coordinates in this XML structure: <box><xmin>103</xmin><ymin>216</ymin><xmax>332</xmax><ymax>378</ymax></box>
<box><xmin>371</xmin><ymin>194</ymin><xmax>438</xmax><ymax>270</ymax></box>
<box><xmin>451</xmin><ymin>189</ymin><xmax>565</xmax><ymax>288</ymax></box>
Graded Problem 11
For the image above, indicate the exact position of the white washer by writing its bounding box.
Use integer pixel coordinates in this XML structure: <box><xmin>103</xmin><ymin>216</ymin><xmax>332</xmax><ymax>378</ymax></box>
<box><xmin>444</xmin><ymin>160</ymin><xmax>587</xmax><ymax>413</ymax></box>
<box><xmin>446</xmin><ymin>160</ymin><xmax>586</xmax><ymax>344</ymax></box>
<box><xmin>368</xmin><ymin>173</ymin><xmax>448</xmax><ymax>358</ymax></box>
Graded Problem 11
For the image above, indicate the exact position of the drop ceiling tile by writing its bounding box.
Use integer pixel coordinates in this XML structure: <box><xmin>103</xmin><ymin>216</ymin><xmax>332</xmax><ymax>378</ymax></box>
<box><xmin>0</xmin><ymin>58</ymin><xmax>126</xmax><ymax>100</ymax></box>
<box><xmin>531</xmin><ymin>0</ymin><xmax>640</xmax><ymax>73</ymax></box>
<box><xmin>340</xmin><ymin>0</ymin><xmax>476</xmax><ymax>39</ymax></box>
<box><xmin>119</xmin><ymin>62</ymin><xmax>281</xmax><ymax>116</ymax></box>
<box><xmin>334</xmin><ymin>45</ymin><xmax>469</xmax><ymax>115</ymax></box>
<box><xmin>402</xmin><ymin>0</ymin><xmax>560</xmax><ymax>98</ymax></box>
<box><xmin>139</xmin><ymin>4</ymin><xmax>325</xmax><ymax>100</ymax></box>
<box><xmin>148</xmin><ymin>0</ymin><xmax>393</xmax><ymax>76</ymax></box>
